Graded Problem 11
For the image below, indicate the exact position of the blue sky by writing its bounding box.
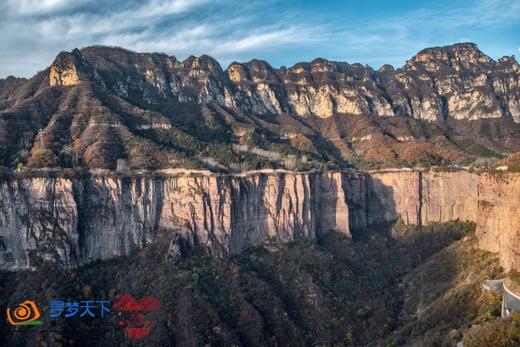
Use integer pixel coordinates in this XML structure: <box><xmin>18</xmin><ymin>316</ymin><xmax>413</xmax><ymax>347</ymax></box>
<box><xmin>0</xmin><ymin>0</ymin><xmax>519</xmax><ymax>78</ymax></box>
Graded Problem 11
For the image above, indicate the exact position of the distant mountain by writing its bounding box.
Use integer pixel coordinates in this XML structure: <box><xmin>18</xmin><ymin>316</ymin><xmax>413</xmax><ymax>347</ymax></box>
<box><xmin>1</xmin><ymin>43</ymin><xmax>519</xmax><ymax>171</ymax></box>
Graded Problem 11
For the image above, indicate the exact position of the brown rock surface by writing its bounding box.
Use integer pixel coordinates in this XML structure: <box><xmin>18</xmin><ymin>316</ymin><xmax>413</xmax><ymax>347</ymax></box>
<box><xmin>0</xmin><ymin>171</ymin><xmax>353</xmax><ymax>270</ymax></box>
<box><xmin>421</xmin><ymin>170</ymin><xmax>479</xmax><ymax>224</ymax></box>
<box><xmin>476</xmin><ymin>173</ymin><xmax>520</xmax><ymax>271</ymax></box>
<box><xmin>0</xmin><ymin>170</ymin><xmax>519</xmax><ymax>272</ymax></box>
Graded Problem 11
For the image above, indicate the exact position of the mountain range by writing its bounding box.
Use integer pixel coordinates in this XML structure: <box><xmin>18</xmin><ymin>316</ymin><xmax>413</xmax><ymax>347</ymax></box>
<box><xmin>1</xmin><ymin>42</ymin><xmax>519</xmax><ymax>172</ymax></box>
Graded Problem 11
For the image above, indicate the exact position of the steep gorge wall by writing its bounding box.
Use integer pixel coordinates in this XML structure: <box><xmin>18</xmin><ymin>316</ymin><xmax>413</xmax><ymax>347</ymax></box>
<box><xmin>359</xmin><ymin>170</ymin><xmax>519</xmax><ymax>272</ymax></box>
<box><xmin>354</xmin><ymin>170</ymin><xmax>479</xmax><ymax>227</ymax></box>
<box><xmin>476</xmin><ymin>174</ymin><xmax>520</xmax><ymax>271</ymax></box>
<box><xmin>0</xmin><ymin>170</ymin><xmax>518</xmax><ymax>272</ymax></box>
<box><xmin>0</xmin><ymin>172</ymin><xmax>351</xmax><ymax>270</ymax></box>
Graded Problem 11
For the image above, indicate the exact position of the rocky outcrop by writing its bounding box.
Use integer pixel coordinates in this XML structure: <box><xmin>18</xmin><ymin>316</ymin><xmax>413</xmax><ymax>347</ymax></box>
<box><xmin>49</xmin><ymin>63</ymin><xmax>79</xmax><ymax>86</ymax></box>
<box><xmin>0</xmin><ymin>170</ymin><xmax>519</xmax><ymax>272</ymax></box>
<box><xmin>49</xmin><ymin>51</ymin><xmax>81</xmax><ymax>86</ymax></box>
<box><xmin>44</xmin><ymin>43</ymin><xmax>520</xmax><ymax>122</ymax></box>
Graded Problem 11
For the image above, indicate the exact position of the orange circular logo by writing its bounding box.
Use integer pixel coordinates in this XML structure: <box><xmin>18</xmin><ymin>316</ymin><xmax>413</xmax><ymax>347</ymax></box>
<box><xmin>6</xmin><ymin>300</ymin><xmax>42</xmax><ymax>326</ymax></box>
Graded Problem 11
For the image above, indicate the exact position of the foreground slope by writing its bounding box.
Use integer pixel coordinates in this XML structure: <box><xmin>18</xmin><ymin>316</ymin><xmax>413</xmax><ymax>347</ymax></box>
<box><xmin>1</xmin><ymin>221</ymin><xmax>515</xmax><ymax>346</ymax></box>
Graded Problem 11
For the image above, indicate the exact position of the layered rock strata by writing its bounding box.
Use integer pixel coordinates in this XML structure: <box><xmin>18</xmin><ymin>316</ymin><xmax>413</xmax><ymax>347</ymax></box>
<box><xmin>0</xmin><ymin>172</ymin><xmax>351</xmax><ymax>270</ymax></box>
<box><xmin>0</xmin><ymin>170</ymin><xmax>518</xmax><ymax>272</ymax></box>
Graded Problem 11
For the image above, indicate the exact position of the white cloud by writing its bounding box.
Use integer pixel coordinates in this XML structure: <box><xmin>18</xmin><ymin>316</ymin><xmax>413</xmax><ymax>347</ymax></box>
<box><xmin>2</xmin><ymin>0</ymin><xmax>92</xmax><ymax>17</ymax></box>
<box><xmin>0</xmin><ymin>0</ymin><xmax>331</xmax><ymax>77</ymax></box>
<box><xmin>0</xmin><ymin>0</ymin><xmax>518</xmax><ymax>78</ymax></box>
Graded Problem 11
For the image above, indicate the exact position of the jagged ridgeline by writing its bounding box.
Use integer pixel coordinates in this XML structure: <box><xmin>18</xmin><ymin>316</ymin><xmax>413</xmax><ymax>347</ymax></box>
<box><xmin>0</xmin><ymin>43</ymin><xmax>519</xmax><ymax>170</ymax></box>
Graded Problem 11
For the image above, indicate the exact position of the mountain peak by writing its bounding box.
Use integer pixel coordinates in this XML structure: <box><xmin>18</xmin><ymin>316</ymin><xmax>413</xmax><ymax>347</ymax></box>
<box><xmin>410</xmin><ymin>42</ymin><xmax>492</xmax><ymax>67</ymax></box>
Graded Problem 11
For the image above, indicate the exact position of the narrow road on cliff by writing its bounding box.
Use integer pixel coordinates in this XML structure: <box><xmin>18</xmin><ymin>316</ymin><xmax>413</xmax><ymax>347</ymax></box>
<box><xmin>483</xmin><ymin>279</ymin><xmax>520</xmax><ymax>316</ymax></box>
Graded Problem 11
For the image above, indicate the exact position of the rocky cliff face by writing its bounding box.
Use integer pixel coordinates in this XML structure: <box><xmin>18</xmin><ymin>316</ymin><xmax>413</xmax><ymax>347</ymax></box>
<box><xmin>44</xmin><ymin>43</ymin><xmax>520</xmax><ymax>122</ymax></box>
<box><xmin>476</xmin><ymin>173</ymin><xmax>520</xmax><ymax>271</ymax></box>
<box><xmin>49</xmin><ymin>53</ymin><xmax>80</xmax><ymax>86</ymax></box>
<box><xmin>1</xmin><ymin>170</ymin><xmax>518</xmax><ymax>272</ymax></box>
<box><xmin>1</xmin><ymin>43</ymin><xmax>519</xmax><ymax>282</ymax></box>
<box><xmin>0</xmin><ymin>178</ymin><xmax>79</xmax><ymax>269</ymax></box>
<box><xmin>0</xmin><ymin>171</ymin><xmax>352</xmax><ymax>270</ymax></box>
<box><xmin>358</xmin><ymin>170</ymin><xmax>519</xmax><ymax>272</ymax></box>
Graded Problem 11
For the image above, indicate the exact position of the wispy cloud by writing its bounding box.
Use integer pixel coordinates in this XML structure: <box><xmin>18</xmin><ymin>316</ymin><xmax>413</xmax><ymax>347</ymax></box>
<box><xmin>1</xmin><ymin>0</ymin><xmax>327</xmax><ymax>77</ymax></box>
<box><xmin>1</xmin><ymin>0</ymin><xmax>92</xmax><ymax>17</ymax></box>
<box><xmin>0</xmin><ymin>0</ymin><xmax>518</xmax><ymax>78</ymax></box>
<box><xmin>319</xmin><ymin>0</ymin><xmax>520</xmax><ymax>66</ymax></box>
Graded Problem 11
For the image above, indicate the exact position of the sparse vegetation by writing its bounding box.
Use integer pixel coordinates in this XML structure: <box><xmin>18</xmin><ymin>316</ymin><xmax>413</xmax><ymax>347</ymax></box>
<box><xmin>463</xmin><ymin>312</ymin><xmax>520</xmax><ymax>347</ymax></box>
<box><xmin>505</xmin><ymin>271</ymin><xmax>520</xmax><ymax>296</ymax></box>
<box><xmin>27</xmin><ymin>148</ymin><xmax>59</xmax><ymax>168</ymax></box>
<box><xmin>0</xmin><ymin>221</ymin><xmax>514</xmax><ymax>346</ymax></box>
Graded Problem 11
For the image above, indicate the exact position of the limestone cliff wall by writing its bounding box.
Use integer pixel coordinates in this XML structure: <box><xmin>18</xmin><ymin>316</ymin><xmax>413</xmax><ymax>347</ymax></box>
<box><xmin>365</xmin><ymin>170</ymin><xmax>519</xmax><ymax>272</ymax></box>
<box><xmin>368</xmin><ymin>171</ymin><xmax>421</xmax><ymax>225</ymax></box>
<box><xmin>0</xmin><ymin>170</ymin><xmax>518</xmax><ymax>272</ymax></box>
<box><xmin>0</xmin><ymin>178</ymin><xmax>79</xmax><ymax>269</ymax></box>
<box><xmin>0</xmin><ymin>172</ymin><xmax>351</xmax><ymax>270</ymax></box>
<box><xmin>476</xmin><ymin>174</ymin><xmax>520</xmax><ymax>271</ymax></box>
<box><xmin>50</xmin><ymin>43</ymin><xmax>519</xmax><ymax>122</ymax></box>
<box><xmin>421</xmin><ymin>171</ymin><xmax>479</xmax><ymax>225</ymax></box>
